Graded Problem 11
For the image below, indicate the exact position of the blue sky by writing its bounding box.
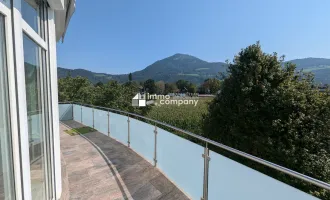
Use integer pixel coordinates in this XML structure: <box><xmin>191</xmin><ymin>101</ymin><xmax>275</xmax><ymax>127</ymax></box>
<box><xmin>57</xmin><ymin>0</ymin><xmax>330</xmax><ymax>74</ymax></box>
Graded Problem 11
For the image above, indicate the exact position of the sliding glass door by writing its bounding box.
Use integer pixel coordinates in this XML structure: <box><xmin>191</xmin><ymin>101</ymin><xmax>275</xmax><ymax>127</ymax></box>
<box><xmin>23</xmin><ymin>33</ymin><xmax>47</xmax><ymax>199</ymax></box>
<box><xmin>22</xmin><ymin>1</ymin><xmax>52</xmax><ymax>199</ymax></box>
<box><xmin>0</xmin><ymin>0</ymin><xmax>58</xmax><ymax>199</ymax></box>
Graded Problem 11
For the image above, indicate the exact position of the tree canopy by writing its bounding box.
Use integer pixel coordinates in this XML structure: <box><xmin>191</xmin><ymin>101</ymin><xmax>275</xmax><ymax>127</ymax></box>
<box><xmin>199</xmin><ymin>78</ymin><xmax>222</xmax><ymax>94</ymax></box>
<box><xmin>203</xmin><ymin>42</ymin><xmax>330</xmax><ymax>198</ymax></box>
<box><xmin>144</xmin><ymin>79</ymin><xmax>157</xmax><ymax>94</ymax></box>
<box><xmin>128</xmin><ymin>73</ymin><xmax>132</xmax><ymax>81</ymax></box>
<box><xmin>155</xmin><ymin>81</ymin><xmax>165</xmax><ymax>94</ymax></box>
<box><xmin>164</xmin><ymin>83</ymin><xmax>178</xmax><ymax>94</ymax></box>
<box><xmin>58</xmin><ymin>76</ymin><xmax>150</xmax><ymax>115</ymax></box>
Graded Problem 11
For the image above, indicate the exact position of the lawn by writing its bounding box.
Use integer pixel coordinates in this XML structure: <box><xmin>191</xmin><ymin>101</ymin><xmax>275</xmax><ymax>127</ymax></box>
<box><xmin>65</xmin><ymin>126</ymin><xmax>96</xmax><ymax>136</ymax></box>
<box><xmin>146</xmin><ymin>97</ymin><xmax>212</xmax><ymax>135</ymax></box>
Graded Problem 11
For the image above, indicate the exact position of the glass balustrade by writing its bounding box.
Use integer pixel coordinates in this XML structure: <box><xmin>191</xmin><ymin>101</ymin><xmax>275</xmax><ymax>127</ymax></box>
<box><xmin>58</xmin><ymin>104</ymin><xmax>73</xmax><ymax>121</ymax></box>
<box><xmin>59</xmin><ymin>103</ymin><xmax>326</xmax><ymax>200</ymax></box>
<box><xmin>208</xmin><ymin>151</ymin><xmax>317</xmax><ymax>200</ymax></box>
<box><xmin>93</xmin><ymin>109</ymin><xmax>108</xmax><ymax>135</ymax></box>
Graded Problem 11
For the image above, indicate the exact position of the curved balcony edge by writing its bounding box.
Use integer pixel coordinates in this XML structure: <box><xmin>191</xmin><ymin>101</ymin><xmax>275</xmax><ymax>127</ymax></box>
<box><xmin>59</xmin><ymin>102</ymin><xmax>330</xmax><ymax>200</ymax></box>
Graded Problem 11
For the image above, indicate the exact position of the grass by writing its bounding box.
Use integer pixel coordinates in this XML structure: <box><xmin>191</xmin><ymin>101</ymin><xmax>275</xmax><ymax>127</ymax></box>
<box><xmin>94</xmin><ymin>74</ymin><xmax>107</xmax><ymax>77</ymax></box>
<box><xmin>65</xmin><ymin>126</ymin><xmax>96</xmax><ymax>136</ymax></box>
<box><xmin>147</xmin><ymin>97</ymin><xmax>213</xmax><ymax>135</ymax></box>
<box><xmin>177</xmin><ymin>73</ymin><xmax>200</xmax><ymax>77</ymax></box>
<box><xmin>302</xmin><ymin>65</ymin><xmax>330</xmax><ymax>72</ymax></box>
<box><xmin>195</xmin><ymin>68</ymin><xmax>209</xmax><ymax>71</ymax></box>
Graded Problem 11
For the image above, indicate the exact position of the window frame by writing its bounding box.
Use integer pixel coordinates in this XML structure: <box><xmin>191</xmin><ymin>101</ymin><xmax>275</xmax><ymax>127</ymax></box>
<box><xmin>0</xmin><ymin>1</ymin><xmax>24</xmax><ymax>200</ymax></box>
<box><xmin>10</xmin><ymin>0</ymin><xmax>58</xmax><ymax>199</ymax></box>
<box><xmin>0</xmin><ymin>0</ymin><xmax>60</xmax><ymax>199</ymax></box>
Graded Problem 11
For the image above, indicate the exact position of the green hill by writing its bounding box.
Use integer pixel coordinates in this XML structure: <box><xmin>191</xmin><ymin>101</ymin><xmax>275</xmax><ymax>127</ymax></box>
<box><xmin>58</xmin><ymin>55</ymin><xmax>330</xmax><ymax>85</ymax></box>
<box><xmin>58</xmin><ymin>54</ymin><xmax>227</xmax><ymax>84</ymax></box>
<box><xmin>287</xmin><ymin>58</ymin><xmax>330</xmax><ymax>84</ymax></box>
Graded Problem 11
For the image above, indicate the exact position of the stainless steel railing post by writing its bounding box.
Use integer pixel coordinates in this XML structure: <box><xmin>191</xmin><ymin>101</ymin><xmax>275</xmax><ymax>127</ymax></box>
<box><xmin>127</xmin><ymin>116</ymin><xmax>130</xmax><ymax>147</ymax></box>
<box><xmin>80</xmin><ymin>104</ymin><xmax>82</xmax><ymax>123</ymax></box>
<box><xmin>201</xmin><ymin>143</ymin><xmax>210</xmax><ymax>200</ymax></box>
<box><xmin>107</xmin><ymin>110</ymin><xmax>110</xmax><ymax>137</ymax></box>
<box><xmin>153</xmin><ymin>125</ymin><xmax>158</xmax><ymax>167</ymax></box>
<box><xmin>92</xmin><ymin>106</ymin><xmax>95</xmax><ymax>129</ymax></box>
<box><xmin>72</xmin><ymin>103</ymin><xmax>74</xmax><ymax>120</ymax></box>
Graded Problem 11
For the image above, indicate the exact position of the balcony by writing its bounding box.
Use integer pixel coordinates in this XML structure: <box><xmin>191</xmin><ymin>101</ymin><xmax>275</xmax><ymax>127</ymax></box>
<box><xmin>60</xmin><ymin>120</ymin><xmax>189</xmax><ymax>200</ymax></box>
<box><xmin>59</xmin><ymin>103</ymin><xmax>330</xmax><ymax>200</ymax></box>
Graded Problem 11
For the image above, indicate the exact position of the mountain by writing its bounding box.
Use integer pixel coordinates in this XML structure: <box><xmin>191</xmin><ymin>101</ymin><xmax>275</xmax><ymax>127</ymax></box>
<box><xmin>287</xmin><ymin>58</ymin><xmax>330</xmax><ymax>84</ymax></box>
<box><xmin>58</xmin><ymin>54</ymin><xmax>227</xmax><ymax>84</ymax></box>
<box><xmin>58</xmin><ymin>54</ymin><xmax>330</xmax><ymax>85</ymax></box>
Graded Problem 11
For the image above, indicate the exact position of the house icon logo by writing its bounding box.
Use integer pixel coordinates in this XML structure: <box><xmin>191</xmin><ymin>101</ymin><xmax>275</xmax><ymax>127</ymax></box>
<box><xmin>132</xmin><ymin>93</ymin><xmax>146</xmax><ymax>107</ymax></box>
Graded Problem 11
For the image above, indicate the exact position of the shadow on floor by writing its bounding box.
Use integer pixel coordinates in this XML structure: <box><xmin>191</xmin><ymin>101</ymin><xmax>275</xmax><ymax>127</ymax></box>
<box><xmin>61</xmin><ymin>120</ymin><xmax>189</xmax><ymax>200</ymax></box>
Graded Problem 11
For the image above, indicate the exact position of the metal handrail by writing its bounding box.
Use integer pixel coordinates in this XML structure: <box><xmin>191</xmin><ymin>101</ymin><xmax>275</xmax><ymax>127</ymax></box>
<box><xmin>59</xmin><ymin>101</ymin><xmax>330</xmax><ymax>191</ymax></box>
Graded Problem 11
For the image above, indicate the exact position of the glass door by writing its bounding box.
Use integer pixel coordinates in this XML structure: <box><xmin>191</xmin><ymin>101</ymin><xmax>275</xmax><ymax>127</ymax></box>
<box><xmin>21</xmin><ymin>0</ymin><xmax>53</xmax><ymax>199</ymax></box>
<box><xmin>23</xmin><ymin>33</ymin><xmax>47</xmax><ymax>199</ymax></box>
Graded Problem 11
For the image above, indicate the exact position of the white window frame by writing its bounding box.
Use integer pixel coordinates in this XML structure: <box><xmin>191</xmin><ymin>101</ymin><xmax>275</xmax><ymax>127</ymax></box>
<box><xmin>0</xmin><ymin>1</ymin><xmax>24</xmax><ymax>200</ymax></box>
<box><xmin>22</xmin><ymin>20</ymin><xmax>48</xmax><ymax>50</ymax></box>
<box><xmin>10</xmin><ymin>0</ymin><xmax>59</xmax><ymax>199</ymax></box>
<box><xmin>0</xmin><ymin>0</ymin><xmax>60</xmax><ymax>199</ymax></box>
<box><xmin>47</xmin><ymin>8</ymin><xmax>61</xmax><ymax>200</ymax></box>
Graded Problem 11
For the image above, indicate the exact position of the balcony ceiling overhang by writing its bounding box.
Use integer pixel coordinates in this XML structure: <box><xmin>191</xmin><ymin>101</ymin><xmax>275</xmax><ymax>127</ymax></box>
<box><xmin>51</xmin><ymin>0</ymin><xmax>76</xmax><ymax>42</ymax></box>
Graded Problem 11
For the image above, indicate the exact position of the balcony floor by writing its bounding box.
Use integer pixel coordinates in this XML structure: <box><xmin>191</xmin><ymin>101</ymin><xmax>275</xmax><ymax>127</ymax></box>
<box><xmin>60</xmin><ymin>120</ymin><xmax>189</xmax><ymax>200</ymax></box>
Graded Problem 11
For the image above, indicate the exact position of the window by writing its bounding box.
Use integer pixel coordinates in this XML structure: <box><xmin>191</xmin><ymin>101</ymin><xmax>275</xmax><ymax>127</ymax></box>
<box><xmin>0</xmin><ymin>0</ymin><xmax>58</xmax><ymax>199</ymax></box>
<box><xmin>21</xmin><ymin>0</ymin><xmax>38</xmax><ymax>32</ymax></box>
<box><xmin>21</xmin><ymin>0</ymin><xmax>55</xmax><ymax>198</ymax></box>
<box><xmin>21</xmin><ymin>0</ymin><xmax>46</xmax><ymax>38</ymax></box>
<box><xmin>0</xmin><ymin>14</ymin><xmax>15</xmax><ymax>200</ymax></box>
<box><xmin>23</xmin><ymin>33</ymin><xmax>50</xmax><ymax>199</ymax></box>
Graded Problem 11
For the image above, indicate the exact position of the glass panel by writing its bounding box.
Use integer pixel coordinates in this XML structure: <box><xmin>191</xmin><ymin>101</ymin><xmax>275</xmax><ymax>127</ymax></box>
<box><xmin>21</xmin><ymin>0</ymin><xmax>38</xmax><ymax>33</ymax></box>
<box><xmin>81</xmin><ymin>106</ymin><xmax>93</xmax><ymax>127</ymax></box>
<box><xmin>94</xmin><ymin>109</ymin><xmax>108</xmax><ymax>136</ymax></box>
<box><xmin>21</xmin><ymin>0</ymin><xmax>46</xmax><ymax>38</ymax></box>
<box><xmin>1</xmin><ymin>0</ymin><xmax>11</xmax><ymax>9</ymax></box>
<box><xmin>109</xmin><ymin>112</ymin><xmax>128</xmax><ymax>144</ymax></box>
<box><xmin>73</xmin><ymin>104</ymin><xmax>81</xmax><ymax>123</ymax></box>
<box><xmin>157</xmin><ymin>128</ymin><xmax>204</xmax><ymax>200</ymax></box>
<box><xmin>58</xmin><ymin>104</ymin><xmax>73</xmax><ymax>121</ymax></box>
<box><xmin>130</xmin><ymin>118</ymin><xmax>154</xmax><ymax>163</ymax></box>
<box><xmin>23</xmin><ymin>34</ymin><xmax>47</xmax><ymax>199</ymax></box>
<box><xmin>0</xmin><ymin>15</ymin><xmax>15</xmax><ymax>200</ymax></box>
<box><xmin>208</xmin><ymin>150</ymin><xmax>317</xmax><ymax>200</ymax></box>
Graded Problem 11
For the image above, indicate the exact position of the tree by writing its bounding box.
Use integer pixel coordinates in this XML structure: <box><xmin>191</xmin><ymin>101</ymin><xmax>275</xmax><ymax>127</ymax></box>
<box><xmin>203</xmin><ymin>42</ymin><xmax>330</xmax><ymax>198</ymax></box>
<box><xmin>199</xmin><ymin>78</ymin><xmax>222</xmax><ymax>94</ymax></box>
<box><xmin>144</xmin><ymin>79</ymin><xmax>156</xmax><ymax>94</ymax></box>
<box><xmin>187</xmin><ymin>82</ymin><xmax>197</xmax><ymax>93</ymax></box>
<box><xmin>128</xmin><ymin>73</ymin><xmax>132</xmax><ymax>82</ymax></box>
<box><xmin>95</xmin><ymin>81</ymin><xmax>104</xmax><ymax>87</ymax></box>
<box><xmin>58</xmin><ymin>76</ymin><xmax>91</xmax><ymax>102</ymax></box>
<box><xmin>176</xmin><ymin>79</ymin><xmax>189</xmax><ymax>92</ymax></box>
<box><xmin>155</xmin><ymin>81</ymin><xmax>165</xmax><ymax>94</ymax></box>
<box><xmin>164</xmin><ymin>83</ymin><xmax>178</xmax><ymax>94</ymax></box>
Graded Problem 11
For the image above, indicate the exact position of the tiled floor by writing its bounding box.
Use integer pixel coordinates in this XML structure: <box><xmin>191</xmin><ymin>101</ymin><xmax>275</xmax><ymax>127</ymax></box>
<box><xmin>60</xmin><ymin>120</ymin><xmax>189</xmax><ymax>200</ymax></box>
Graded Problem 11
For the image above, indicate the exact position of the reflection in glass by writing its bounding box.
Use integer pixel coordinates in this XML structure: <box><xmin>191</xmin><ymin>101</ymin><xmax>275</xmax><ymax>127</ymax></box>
<box><xmin>0</xmin><ymin>15</ymin><xmax>15</xmax><ymax>200</ymax></box>
<box><xmin>21</xmin><ymin>0</ymin><xmax>40</xmax><ymax>34</ymax></box>
<box><xmin>23</xmin><ymin>34</ymin><xmax>47</xmax><ymax>199</ymax></box>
